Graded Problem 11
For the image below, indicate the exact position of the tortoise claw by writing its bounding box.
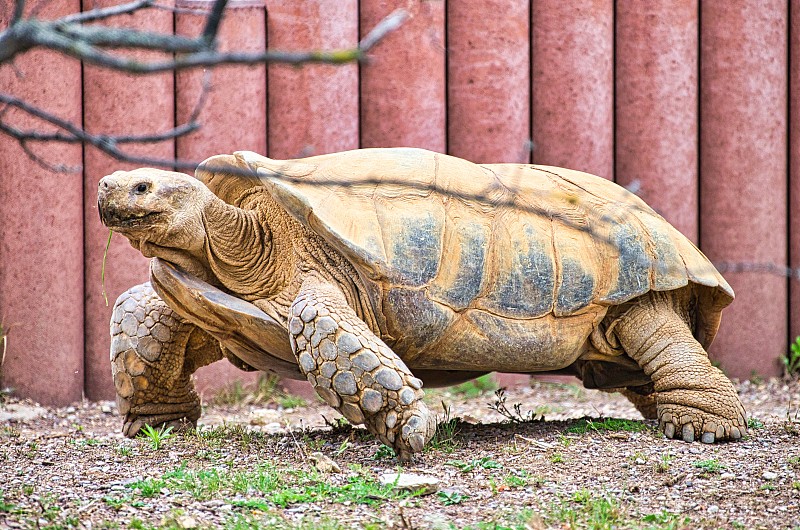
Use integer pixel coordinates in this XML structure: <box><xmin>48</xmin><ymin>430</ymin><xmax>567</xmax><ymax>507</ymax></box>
<box><xmin>682</xmin><ymin>424</ymin><xmax>695</xmax><ymax>443</ymax></box>
<box><xmin>701</xmin><ymin>432</ymin><xmax>715</xmax><ymax>444</ymax></box>
<box><xmin>663</xmin><ymin>423</ymin><xmax>675</xmax><ymax>439</ymax></box>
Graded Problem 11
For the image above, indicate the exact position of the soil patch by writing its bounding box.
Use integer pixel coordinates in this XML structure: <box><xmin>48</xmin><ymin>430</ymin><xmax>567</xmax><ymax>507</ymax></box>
<box><xmin>2</xmin><ymin>379</ymin><xmax>799</xmax><ymax>529</ymax></box>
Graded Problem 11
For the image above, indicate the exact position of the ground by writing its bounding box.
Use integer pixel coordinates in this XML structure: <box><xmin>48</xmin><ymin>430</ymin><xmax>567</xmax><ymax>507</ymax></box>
<box><xmin>1</xmin><ymin>377</ymin><xmax>800</xmax><ymax>529</ymax></box>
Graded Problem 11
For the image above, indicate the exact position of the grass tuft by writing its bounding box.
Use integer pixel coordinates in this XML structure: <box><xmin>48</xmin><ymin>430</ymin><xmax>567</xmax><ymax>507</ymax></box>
<box><xmin>138</xmin><ymin>423</ymin><xmax>174</xmax><ymax>450</ymax></box>
<box><xmin>565</xmin><ymin>417</ymin><xmax>648</xmax><ymax>435</ymax></box>
<box><xmin>101</xmin><ymin>229</ymin><xmax>113</xmax><ymax>307</ymax></box>
<box><xmin>693</xmin><ymin>459</ymin><xmax>725</xmax><ymax>474</ymax></box>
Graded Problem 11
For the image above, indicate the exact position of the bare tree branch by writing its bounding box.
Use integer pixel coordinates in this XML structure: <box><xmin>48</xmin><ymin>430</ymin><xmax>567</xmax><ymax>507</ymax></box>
<box><xmin>0</xmin><ymin>92</ymin><xmax>206</xmax><ymax>168</ymax></box>
<box><xmin>0</xmin><ymin>1</ymin><xmax>409</xmax><ymax>71</ymax></box>
<box><xmin>0</xmin><ymin>0</ymin><xmax>408</xmax><ymax>169</ymax></box>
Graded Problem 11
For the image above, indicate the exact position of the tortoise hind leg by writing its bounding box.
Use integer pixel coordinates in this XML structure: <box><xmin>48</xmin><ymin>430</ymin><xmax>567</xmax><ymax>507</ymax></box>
<box><xmin>111</xmin><ymin>282</ymin><xmax>223</xmax><ymax>437</ymax></box>
<box><xmin>612</xmin><ymin>290</ymin><xmax>747</xmax><ymax>443</ymax></box>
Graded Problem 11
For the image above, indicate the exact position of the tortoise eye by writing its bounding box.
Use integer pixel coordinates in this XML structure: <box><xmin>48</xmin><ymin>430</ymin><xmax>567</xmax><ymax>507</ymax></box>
<box><xmin>134</xmin><ymin>182</ymin><xmax>149</xmax><ymax>194</ymax></box>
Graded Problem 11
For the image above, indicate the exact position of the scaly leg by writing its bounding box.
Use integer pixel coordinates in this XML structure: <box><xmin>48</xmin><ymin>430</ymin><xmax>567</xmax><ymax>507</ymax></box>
<box><xmin>288</xmin><ymin>278</ymin><xmax>436</xmax><ymax>461</ymax></box>
<box><xmin>613</xmin><ymin>291</ymin><xmax>747</xmax><ymax>443</ymax></box>
<box><xmin>111</xmin><ymin>282</ymin><xmax>223</xmax><ymax>437</ymax></box>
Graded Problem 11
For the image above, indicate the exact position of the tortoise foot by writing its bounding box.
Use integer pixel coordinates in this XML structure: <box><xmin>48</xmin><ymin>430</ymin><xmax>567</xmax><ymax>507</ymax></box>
<box><xmin>123</xmin><ymin>411</ymin><xmax>199</xmax><ymax>438</ymax></box>
<box><xmin>656</xmin><ymin>390</ymin><xmax>747</xmax><ymax>443</ymax></box>
<box><xmin>120</xmin><ymin>398</ymin><xmax>201</xmax><ymax>438</ymax></box>
<box><xmin>369</xmin><ymin>400</ymin><xmax>437</xmax><ymax>463</ymax></box>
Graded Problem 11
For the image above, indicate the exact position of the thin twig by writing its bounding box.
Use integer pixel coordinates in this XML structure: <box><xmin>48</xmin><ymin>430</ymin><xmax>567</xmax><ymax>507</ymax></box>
<box><xmin>20</xmin><ymin>140</ymin><xmax>81</xmax><ymax>173</ymax></box>
<box><xmin>60</xmin><ymin>0</ymin><xmax>153</xmax><ymax>24</ymax></box>
<box><xmin>200</xmin><ymin>0</ymin><xmax>228</xmax><ymax>44</ymax></box>
<box><xmin>11</xmin><ymin>0</ymin><xmax>25</xmax><ymax>25</ymax></box>
<box><xmin>358</xmin><ymin>9</ymin><xmax>409</xmax><ymax>51</ymax></box>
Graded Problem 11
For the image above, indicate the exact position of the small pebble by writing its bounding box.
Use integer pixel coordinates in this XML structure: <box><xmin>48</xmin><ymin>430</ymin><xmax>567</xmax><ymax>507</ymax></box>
<box><xmin>762</xmin><ymin>471</ymin><xmax>778</xmax><ymax>481</ymax></box>
<box><xmin>720</xmin><ymin>472</ymin><xmax>735</xmax><ymax>480</ymax></box>
<box><xmin>379</xmin><ymin>473</ymin><xmax>439</xmax><ymax>495</ymax></box>
<box><xmin>310</xmin><ymin>452</ymin><xmax>341</xmax><ymax>474</ymax></box>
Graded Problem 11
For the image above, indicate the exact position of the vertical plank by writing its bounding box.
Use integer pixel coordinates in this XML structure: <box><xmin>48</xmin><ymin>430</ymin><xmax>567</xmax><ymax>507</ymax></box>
<box><xmin>176</xmin><ymin>0</ymin><xmax>267</xmax><ymax>160</ymax></box>
<box><xmin>0</xmin><ymin>0</ymin><xmax>84</xmax><ymax>405</ymax></box>
<box><xmin>267</xmin><ymin>0</ymin><xmax>359</xmax><ymax>158</ymax></box>
<box><xmin>176</xmin><ymin>0</ymin><xmax>267</xmax><ymax>391</ymax></box>
<box><xmin>447</xmin><ymin>0</ymin><xmax>529</xmax><ymax>163</ymax></box>
<box><xmin>531</xmin><ymin>0</ymin><xmax>613</xmax><ymax>179</ymax></box>
<box><xmin>700</xmin><ymin>1</ymin><xmax>788</xmax><ymax>378</ymax></box>
<box><xmin>790</xmin><ymin>0</ymin><xmax>800</xmax><ymax>345</ymax></box>
<box><xmin>615</xmin><ymin>1</ymin><xmax>699</xmax><ymax>242</ymax></box>
<box><xmin>360</xmin><ymin>0</ymin><xmax>446</xmax><ymax>151</ymax></box>
<box><xmin>82</xmin><ymin>0</ymin><xmax>174</xmax><ymax>401</ymax></box>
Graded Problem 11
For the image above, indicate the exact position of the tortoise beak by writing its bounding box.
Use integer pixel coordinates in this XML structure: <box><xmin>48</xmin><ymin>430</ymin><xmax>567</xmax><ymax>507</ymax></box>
<box><xmin>97</xmin><ymin>177</ymin><xmax>116</xmax><ymax>226</ymax></box>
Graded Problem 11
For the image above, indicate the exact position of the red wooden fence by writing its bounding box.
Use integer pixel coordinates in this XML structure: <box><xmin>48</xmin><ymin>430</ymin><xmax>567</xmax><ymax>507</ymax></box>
<box><xmin>0</xmin><ymin>0</ymin><xmax>798</xmax><ymax>405</ymax></box>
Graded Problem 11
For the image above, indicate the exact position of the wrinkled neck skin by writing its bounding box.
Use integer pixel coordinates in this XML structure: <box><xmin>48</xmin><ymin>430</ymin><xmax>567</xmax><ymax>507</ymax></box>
<box><xmin>202</xmin><ymin>192</ymin><xmax>293</xmax><ymax>300</ymax></box>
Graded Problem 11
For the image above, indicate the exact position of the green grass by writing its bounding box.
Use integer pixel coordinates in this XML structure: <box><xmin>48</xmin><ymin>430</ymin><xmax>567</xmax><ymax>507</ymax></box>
<box><xmin>438</xmin><ymin>490</ymin><xmax>470</xmax><ymax>505</ymax></box>
<box><xmin>654</xmin><ymin>452</ymin><xmax>673</xmax><ymax>473</ymax></box>
<box><xmin>641</xmin><ymin>510</ymin><xmax>691</xmax><ymax>530</ymax></box>
<box><xmin>449</xmin><ymin>374</ymin><xmax>498</xmax><ymax>398</ymax></box>
<box><xmin>212</xmin><ymin>374</ymin><xmax>307</xmax><ymax>407</ymax></box>
<box><xmin>784</xmin><ymin>336</ymin><xmax>800</xmax><ymax>377</ymax></box>
<box><xmin>427</xmin><ymin>402</ymin><xmax>461</xmax><ymax>452</ymax></box>
<box><xmin>371</xmin><ymin>444</ymin><xmax>396</xmax><ymax>460</ymax></box>
<box><xmin>101</xmin><ymin>229</ymin><xmax>113</xmax><ymax>306</ymax></box>
<box><xmin>565</xmin><ymin>417</ymin><xmax>649</xmax><ymax>435</ymax></box>
<box><xmin>489</xmin><ymin>388</ymin><xmax>545</xmax><ymax>424</ymax></box>
<box><xmin>549</xmin><ymin>492</ymin><xmax>621</xmax><ymax>529</ymax></box>
<box><xmin>503</xmin><ymin>470</ymin><xmax>541</xmax><ymax>489</ymax></box>
<box><xmin>137</xmin><ymin>423</ymin><xmax>174</xmax><ymax>450</ymax></box>
<box><xmin>693</xmin><ymin>459</ymin><xmax>725</xmax><ymax>474</ymax></box>
<box><xmin>0</xmin><ymin>490</ymin><xmax>22</xmax><ymax>514</ymax></box>
<box><xmin>127</xmin><ymin>461</ymin><xmax>415</xmax><ymax>507</ymax></box>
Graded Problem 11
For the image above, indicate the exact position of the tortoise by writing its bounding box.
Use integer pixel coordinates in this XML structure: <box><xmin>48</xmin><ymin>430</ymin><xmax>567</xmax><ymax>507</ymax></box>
<box><xmin>98</xmin><ymin>147</ymin><xmax>746</xmax><ymax>460</ymax></box>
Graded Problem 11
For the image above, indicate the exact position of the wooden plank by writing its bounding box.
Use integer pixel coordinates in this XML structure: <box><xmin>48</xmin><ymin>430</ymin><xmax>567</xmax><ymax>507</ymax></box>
<box><xmin>81</xmin><ymin>0</ymin><xmax>174</xmax><ymax>400</ymax></box>
<box><xmin>700</xmin><ymin>1</ymin><xmax>788</xmax><ymax>378</ymax></box>
<box><xmin>615</xmin><ymin>1</ymin><xmax>699</xmax><ymax>242</ymax></box>
<box><xmin>0</xmin><ymin>0</ymin><xmax>85</xmax><ymax>405</ymax></box>
<box><xmin>267</xmin><ymin>0</ymin><xmax>359</xmax><ymax>158</ymax></box>
<box><xmin>176</xmin><ymin>0</ymin><xmax>267</xmax><ymax>161</ymax></box>
<box><xmin>790</xmin><ymin>0</ymin><xmax>800</xmax><ymax>345</ymax></box>
<box><xmin>360</xmin><ymin>0</ymin><xmax>446</xmax><ymax>151</ymax></box>
<box><xmin>531</xmin><ymin>0</ymin><xmax>614</xmax><ymax>179</ymax></box>
<box><xmin>176</xmin><ymin>0</ymin><xmax>267</xmax><ymax>392</ymax></box>
<box><xmin>447</xmin><ymin>0</ymin><xmax>530</xmax><ymax>163</ymax></box>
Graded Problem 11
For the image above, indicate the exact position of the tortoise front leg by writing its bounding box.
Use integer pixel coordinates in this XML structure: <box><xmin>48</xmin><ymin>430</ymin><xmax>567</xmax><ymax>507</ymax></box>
<box><xmin>612</xmin><ymin>291</ymin><xmax>747</xmax><ymax>443</ymax></box>
<box><xmin>289</xmin><ymin>278</ymin><xmax>437</xmax><ymax>462</ymax></box>
<box><xmin>111</xmin><ymin>282</ymin><xmax>223</xmax><ymax>437</ymax></box>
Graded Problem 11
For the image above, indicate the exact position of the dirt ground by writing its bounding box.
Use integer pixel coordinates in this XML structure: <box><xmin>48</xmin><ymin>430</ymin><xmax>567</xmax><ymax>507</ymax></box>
<box><xmin>2</xmin><ymin>377</ymin><xmax>800</xmax><ymax>529</ymax></box>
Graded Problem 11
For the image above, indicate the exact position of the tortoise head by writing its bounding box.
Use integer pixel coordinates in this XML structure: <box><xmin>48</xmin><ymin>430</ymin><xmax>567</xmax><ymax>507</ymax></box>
<box><xmin>98</xmin><ymin>168</ymin><xmax>215</xmax><ymax>257</ymax></box>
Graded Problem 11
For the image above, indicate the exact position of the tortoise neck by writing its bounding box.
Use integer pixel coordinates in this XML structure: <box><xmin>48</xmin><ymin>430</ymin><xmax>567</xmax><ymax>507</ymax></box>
<box><xmin>201</xmin><ymin>193</ymin><xmax>291</xmax><ymax>299</ymax></box>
